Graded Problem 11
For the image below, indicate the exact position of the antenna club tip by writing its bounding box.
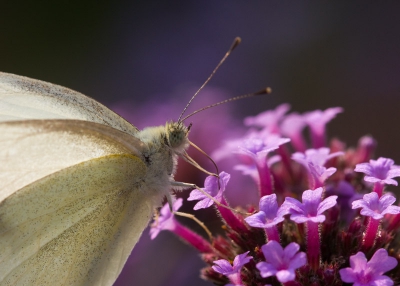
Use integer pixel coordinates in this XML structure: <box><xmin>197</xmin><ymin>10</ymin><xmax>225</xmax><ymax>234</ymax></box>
<box><xmin>231</xmin><ymin>37</ymin><xmax>242</xmax><ymax>51</ymax></box>
<box><xmin>254</xmin><ymin>87</ymin><xmax>272</xmax><ymax>95</ymax></box>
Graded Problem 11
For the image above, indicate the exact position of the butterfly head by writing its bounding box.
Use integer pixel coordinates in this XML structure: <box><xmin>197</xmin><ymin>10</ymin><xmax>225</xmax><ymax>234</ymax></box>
<box><xmin>165</xmin><ymin>121</ymin><xmax>190</xmax><ymax>154</ymax></box>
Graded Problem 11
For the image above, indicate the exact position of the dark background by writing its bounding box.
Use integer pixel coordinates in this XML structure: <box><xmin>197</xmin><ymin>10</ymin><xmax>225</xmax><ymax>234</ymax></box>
<box><xmin>1</xmin><ymin>2</ymin><xmax>400</xmax><ymax>285</ymax></box>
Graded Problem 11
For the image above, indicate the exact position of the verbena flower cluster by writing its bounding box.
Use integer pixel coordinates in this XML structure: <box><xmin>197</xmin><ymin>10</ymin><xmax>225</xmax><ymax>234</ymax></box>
<box><xmin>150</xmin><ymin>104</ymin><xmax>400</xmax><ymax>286</ymax></box>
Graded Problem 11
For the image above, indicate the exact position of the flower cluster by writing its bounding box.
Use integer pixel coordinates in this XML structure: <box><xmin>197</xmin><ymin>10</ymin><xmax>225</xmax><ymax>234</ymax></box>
<box><xmin>150</xmin><ymin>104</ymin><xmax>400</xmax><ymax>285</ymax></box>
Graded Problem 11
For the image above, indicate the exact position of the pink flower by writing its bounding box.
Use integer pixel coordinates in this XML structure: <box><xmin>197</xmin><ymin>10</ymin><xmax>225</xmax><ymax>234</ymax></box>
<box><xmin>339</xmin><ymin>249</ymin><xmax>397</xmax><ymax>285</ymax></box>
<box><xmin>212</xmin><ymin>251</ymin><xmax>252</xmax><ymax>285</ymax></box>
<box><xmin>303</xmin><ymin>107</ymin><xmax>343</xmax><ymax>148</ymax></box>
<box><xmin>352</xmin><ymin>192</ymin><xmax>400</xmax><ymax>220</ymax></box>
<box><xmin>244</xmin><ymin>103</ymin><xmax>290</xmax><ymax>133</ymax></box>
<box><xmin>245</xmin><ymin>194</ymin><xmax>285</xmax><ymax>228</ymax></box>
<box><xmin>187</xmin><ymin>172</ymin><xmax>230</xmax><ymax>210</ymax></box>
<box><xmin>292</xmin><ymin>148</ymin><xmax>343</xmax><ymax>189</ymax></box>
<box><xmin>256</xmin><ymin>241</ymin><xmax>306</xmax><ymax>283</ymax></box>
<box><xmin>355</xmin><ymin>157</ymin><xmax>400</xmax><ymax>186</ymax></box>
<box><xmin>280</xmin><ymin>112</ymin><xmax>307</xmax><ymax>152</ymax></box>
<box><xmin>150</xmin><ymin>198</ymin><xmax>183</xmax><ymax>239</ymax></box>
<box><xmin>280</xmin><ymin>188</ymin><xmax>338</xmax><ymax>224</ymax></box>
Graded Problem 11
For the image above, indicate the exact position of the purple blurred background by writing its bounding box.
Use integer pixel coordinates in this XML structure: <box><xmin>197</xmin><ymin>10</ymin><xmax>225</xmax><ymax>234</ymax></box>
<box><xmin>1</xmin><ymin>2</ymin><xmax>400</xmax><ymax>285</ymax></box>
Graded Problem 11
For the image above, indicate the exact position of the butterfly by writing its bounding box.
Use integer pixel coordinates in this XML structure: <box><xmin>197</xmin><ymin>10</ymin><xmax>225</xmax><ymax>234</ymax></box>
<box><xmin>0</xmin><ymin>37</ymin><xmax>265</xmax><ymax>285</ymax></box>
<box><xmin>0</xmin><ymin>71</ymin><xmax>195</xmax><ymax>285</ymax></box>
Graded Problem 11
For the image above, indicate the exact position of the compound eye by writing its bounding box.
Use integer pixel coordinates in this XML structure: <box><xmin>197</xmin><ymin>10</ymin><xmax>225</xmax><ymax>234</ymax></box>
<box><xmin>166</xmin><ymin>122</ymin><xmax>188</xmax><ymax>149</ymax></box>
<box><xmin>170</xmin><ymin>131</ymin><xmax>184</xmax><ymax>148</ymax></box>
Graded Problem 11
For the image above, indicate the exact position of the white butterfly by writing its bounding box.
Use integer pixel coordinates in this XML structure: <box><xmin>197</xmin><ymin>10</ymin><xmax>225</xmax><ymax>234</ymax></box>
<box><xmin>0</xmin><ymin>72</ymin><xmax>193</xmax><ymax>285</ymax></box>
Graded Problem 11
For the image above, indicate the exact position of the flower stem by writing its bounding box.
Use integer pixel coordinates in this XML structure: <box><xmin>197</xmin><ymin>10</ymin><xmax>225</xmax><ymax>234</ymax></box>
<box><xmin>307</xmin><ymin>172</ymin><xmax>316</xmax><ymax>190</ymax></box>
<box><xmin>283</xmin><ymin>281</ymin><xmax>301</xmax><ymax>286</ymax></box>
<box><xmin>310</xmin><ymin>128</ymin><xmax>325</xmax><ymax>149</ymax></box>
<box><xmin>306</xmin><ymin>221</ymin><xmax>320</xmax><ymax>271</ymax></box>
<box><xmin>278</xmin><ymin>145</ymin><xmax>295</xmax><ymax>181</ymax></box>
<box><xmin>217</xmin><ymin>197</ymin><xmax>249</xmax><ymax>233</ymax></box>
<box><xmin>265</xmin><ymin>226</ymin><xmax>280</xmax><ymax>242</ymax></box>
<box><xmin>373</xmin><ymin>182</ymin><xmax>384</xmax><ymax>197</ymax></box>
<box><xmin>290</xmin><ymin>133</ymin><xmax>307</xmax><ymax>153</ymax></box>
<box><xmin>227</xmin><ymin>273</ymin><xmax>242</xmax><ymax>285</ymax></box>
<box><xmin>256</xmin><ymin>157</ymin><xmax>273</xmax><ymax>197</ymax></box>
<box><xmin>362</xmin><ymin>217</ymin><xmax>380</xmax><ymax>251</ymax></box>
<box><xmin>173</xmin><ymin>221</ymin><xmax>214</xmax><ymax>253</ymax></box>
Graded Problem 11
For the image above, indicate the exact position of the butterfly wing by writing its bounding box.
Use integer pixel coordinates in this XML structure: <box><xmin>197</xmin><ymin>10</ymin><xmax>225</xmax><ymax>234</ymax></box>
<box><xmin>0</xmin><ymin>72</ymin><xmax>138</xmax><ymax>135</ymax></box>
<box><xmin>0</xmin><ymin>120</ymin><xmax>154</xmax><ymax>286</ymax></box>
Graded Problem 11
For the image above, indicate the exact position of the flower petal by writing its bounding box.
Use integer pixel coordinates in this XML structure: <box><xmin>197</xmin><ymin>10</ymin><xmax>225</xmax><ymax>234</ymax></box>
<box><xmin>276</xmin><ymin>269</ymin><xmax>296</xmax><ymax>283</ymax></box>
<box><xmin>367</xmin><ymin>249</ymin><xmax>398</xmax><ymax>275</ymax></box>
<box><xmin>256</xmin><ymin>261</ymin><xmax>277</xmax><ymax>278</ymax></box>
<box><xmin>282</xmin><ymin>242</ymin><xmax>300</xmax><ymax>260</ymax></box>
<box><xmin>379</xmin><ymin>192</ymin><xmax>395</xmax><ymax>205</ymax></box>
<box><xmin>288</xmin><ymin>252</ymin><xmax>307</xmax><ymax>269</ymax></box>
<box><xmin>259</xmin><ymin>194</ymin><xmax>279</xmax><ymax>216</ymax></box>
<box><xmin>232</xmin><ymin>251</ymin><xmax>252</xmax><ymax>270</ymax></box>
<box><xmin>317</xmin><ymin>195</ymin><xmax>338</xmax><ymax>214</ymax></box>
<box><xmin>261</xmin><ymin>241</ymin><xmax>284</xmax><ymax>266</ymax></box>
<box><xmin>245</xmin><ymin>211</ymin><xmax>268</xmax><ymax>228</ymax></box>
<box><xmin>212</xmin><ymin>259</ymin><xmax>234</xmax><ymax>275</ymax></box>
<box><xmin>339</xmin><ymin>268</ymin><xmax>357</xmax><ymax>283</ymax></box>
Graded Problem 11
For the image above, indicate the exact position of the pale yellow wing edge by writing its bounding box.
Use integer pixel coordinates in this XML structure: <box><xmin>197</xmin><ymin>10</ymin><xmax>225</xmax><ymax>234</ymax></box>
<box><xmin>0</xmin><ymin>119</ymin><xmax>146</xmax><ymax>203</ymax></box>
<box><xmin>0</xmin><ymin>72</ymin><xmax>138</xmax><ymax>135</ymax></box>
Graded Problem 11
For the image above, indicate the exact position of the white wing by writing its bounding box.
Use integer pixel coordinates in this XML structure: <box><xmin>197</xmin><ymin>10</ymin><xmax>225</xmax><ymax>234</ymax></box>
<box><xmin>0</xmin><ymin>154</ymin><xmax>152</xmax><ymax>286</ymax></box>
<box><xmin>0</xmin><ymin>72</ymin><xmax>138</xmax><ymax>136</ymax></box>
<box><xmin>0</xmin><ymin>119</ymin><xmax>144</xmax><ymax>203</ymax></box>
<box><xmin>0</xmin><ymin>120</ymin><xmax>153</xmax><ymax>285</ymax></box>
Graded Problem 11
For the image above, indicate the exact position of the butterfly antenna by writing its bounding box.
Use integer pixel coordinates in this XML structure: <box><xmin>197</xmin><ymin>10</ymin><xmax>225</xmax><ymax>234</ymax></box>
<box><xmin>178</xmin><ymin>37</ymin><xmax>242</xmax><ymax>122</ymax></box>
<box><xmin>181</xmin><ymin>87</ymin><xmax>272</xmax><ymax>122</ymax></box>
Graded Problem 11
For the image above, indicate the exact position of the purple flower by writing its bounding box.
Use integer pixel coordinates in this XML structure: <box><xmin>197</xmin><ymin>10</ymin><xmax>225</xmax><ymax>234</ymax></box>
<box><xmin>212</xmin><ymin>131</ymin><xmax>289</xmax><ymax>164</ymax></box>
<box><xmin>339</xmin><ymin>249</ymin><xmax>397</xmax><ymax>285</ymax></box>
<box><xmin>188</xmin><ymin>172</ymin><xmax>230</xmax><ymax>210</ymax></box>
<box><xmin>303</xmin><ymin>107</ymin><xmax>343</xmax><ymax>130</ymax></box>
<box><xmin>213</xmin><ymin>251</ymin><xmax>252</xmax><ymax>285</ymax></box>
<box><xmin>280</xmin><ymin>112</ymin><xmax>307</xmax><ymax>152</ymax></box>
<box><xmin>307</xmin><ymin>163</ymin><xmax>338</xmax><ymax>187</ymax></box>
<box><xmin>234</xmin><ymin>155</ymin><xmax>281</xmax><ymax>182</ymax></box>
<box><xmin>212</xmin><ymin>251</ymin><xmax>252</xmax><ymax>275</ymax></box>
<box><xmin>292</xmin><ymin>148</ymin><xmax>343</xmax><ymax>188</ymax></box>
<box><xmin>245</xmin><ymin>194</ymin><xmax>285</xmax><ymax>228</ymax></box>
<box><xmin>244</xmin><ymin>103</ymin><xmax>290</xmax><ymax>133</ymax></box>
<box><xmin>280</xmin><ymin>188</ymin><xmax>338</xmax><ymax>223</ymax></box>
<box><xmin>149</xmin><ymin>198</ymin><xmax>183</xmax><ymax>239</ymax></box>
<box><xmin>280</xmin><ymin>188</ymin><xmax>337</xmax><ymax>270</ymax></box>
<box><xmin>256</xmin><ymin>241</ymin><xmax>306</xmax><ymax>283</ymax></box>
<box><xmin>303</xmin><ymin>107</ymin><xmax>343</xmax><ymax>131</ymax></box>
<box><xmin>231</xmin><ymin>132</ymin><xmax>290</xmax><ymax>197</ymax></box>
<box><xmin>354</xmin><ymin>135</ymin><xmax>377</xmax><ymax>164</ymax></box>
<box><xmin>212</xmin><ymin>138</ymin><xmax>245</xmax><ymax>162</ymax></box>
<box><xmin>352</xmin><ymin>192</ymin><xmax>400</xmax><ymax>220</ymax></box>
<box><xmin>236</xmin><ymin>132</ymin><xmax>290</xmax><ymax>160</ymax></box>
<box><xmin>303</xmin><ymin>107</ymin><xmax>343</xmax><ymax>148</ymax></box>
<box><xmin>189</xmin><ymin>172</ymin><xmax>250</xmax><ymax>233</ymax></box>
<box><xmin>280</xmin><ymin>112</ymin><xmax>306</xmax><ymax>137</ymax></box>
<box><xmin>149</xmin><ymin>198</ymin><xmax>214</xmax><ymax>253</ymax></box>
<box><xmin>355</xmin><ymin>157</ymin><xmax>400</xmax><ymax>186</ymax></box>
<box><xmin>292</xmin><ymin>147</ymin><xmax>343</xmax><ymax>166</ymax></box>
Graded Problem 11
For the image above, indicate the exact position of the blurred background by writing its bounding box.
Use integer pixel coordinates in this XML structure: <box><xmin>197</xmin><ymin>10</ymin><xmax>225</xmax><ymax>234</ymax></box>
<box><xmin>1</xmin><ymin>2</ymin><xmax>400</xmax><ymax>285</ymax></box>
